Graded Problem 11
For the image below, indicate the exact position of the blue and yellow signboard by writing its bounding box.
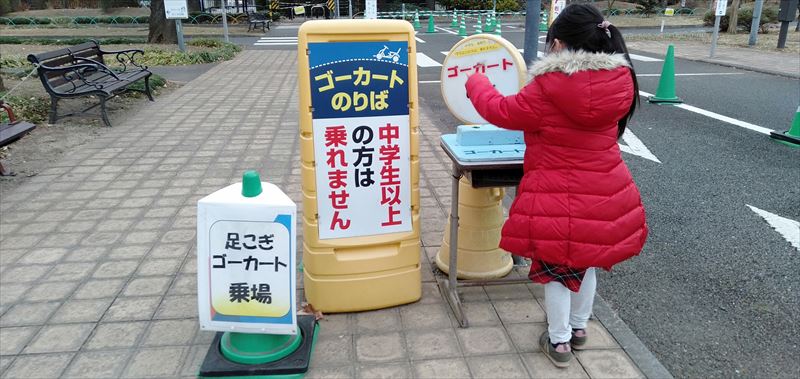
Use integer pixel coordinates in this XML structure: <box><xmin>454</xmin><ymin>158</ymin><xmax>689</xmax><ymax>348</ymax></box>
<box><xmin>298</xmin><ymin>20</ymin><xmax>421</xmax><ymax>312</ymax></box>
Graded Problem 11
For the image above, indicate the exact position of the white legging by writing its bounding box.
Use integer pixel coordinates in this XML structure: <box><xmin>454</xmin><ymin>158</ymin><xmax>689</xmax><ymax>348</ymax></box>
<box><xmin>543</xmin><ymin>268</ymin><xmax>597</xmax><ymax>344</ymax></box>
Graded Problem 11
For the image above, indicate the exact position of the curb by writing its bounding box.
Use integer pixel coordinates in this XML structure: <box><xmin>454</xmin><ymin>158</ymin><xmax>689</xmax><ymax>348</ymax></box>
<box><xmin>686</xmin><ymin>57</ymin><xmax>800</xmax><ymax>79</ymax></box>
<box><xmin>594</xmin><ymin>294</ymin><xmax>674</xmax><ymax>379</ymax></box>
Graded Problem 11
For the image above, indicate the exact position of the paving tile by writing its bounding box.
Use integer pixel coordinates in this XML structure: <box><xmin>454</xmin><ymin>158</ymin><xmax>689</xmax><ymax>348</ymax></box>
<box><xmin>0</xmin><ymin>356</ymin><xmax>12</xmax><ymax>375</ymax></box>
<box><xmin>141</xmin><ymin>319</ymin><xmax>198</xmax><ymax>347</ymax></box>
<box><xmin>305</xmin><ymin>365</ymin><xmax>356</xmax><ymax>379</ymax></box>
<box><xmin>103</xmin><ymin>296</ymin><xmax>161</xmax><ymax>321</ymax></box>
<box><xmin>44</xmin><ymin>262</ymin><xmax>97</xmax><ymax>282</ymax></box>
<box><xmin>576</xmin><ymin>349</ymin><xmax>645</xmax><ymax>379</ymax></box>
<box><xmin>180</xmin><ymin>344</ymin><xmax>209</xmax><ymax>377</ymax></box>
<box><xmin>168</xmin><ymin>274</ymin><xmax>197</xmax><ymax>295</ymax></box>
<box><xmin>485</xmin><ymin>283</ymin><xmax>534</xmax><ymax>300</ymax></box>
<box><xmin>354</xmin><ymin>332</ymin><xmax>406</xmax><ymax>363</ymax></box>
<box><xmin>72</xmin><ymin>278</ymin><xmax>125</xmax><ymax>299</ymax></box>
<box><xmin>467</xmin><ymin>354</ymin><xmax>530</xmax><ymax>378</ymax></box>
<box><xmin>418</xmin><ymin>282</ymin><xmax>443</xmax><ymax>304</ymax></box>
<box><xmin>354</xmin><ymin>308</ymin><xmax>402</xmax><ymax>334</ymax></box>
<box><xmin>521</xmin><ymin>353</ymin><xmax>590</xmax><ymax>378</ymax></box>
<box><xmin>92</xmin><ymin>260</ymin><xmax>140</xmax><ymax>279</ymax></box>
<box><xmin>0</xmin><ymin>265</ymin><xmax>52</xmax><ymax>283</ymax></box>
<box><xmin>461</xmin><ymin>302</ymin><xmax>501</xmax><ymax>326</ymax></box>
<box><xmin>95</xmin><ymin>219</ymin><xmax>136</xmax><ymax>232</ymax></box>
<box><xmin>149</xmin><ymin>243</ymin><xmax>192</xmax><ymax>259</ymax></box>
<box><xmin>458</xmin><ymin>286</ymin><xmax>489</xmax><ymax>302</ymax></box>
<box><xmin>153</xmin><ymin>295</ymin><xmax>196</xmax><ymax>319</ymax></box>
<box><xmin>0</xmin><ymin>301</ymin><xmax>60</xmax><ymax>326</ymax></box>
<box><xmin>579</xmin><ymin>320</ymin><xmax>621</xmax><ymax>349</ymax></box>
<box><xmin>122</xmin><ymin>346</ymin><xmax>186</xmax><ymax>378</ymax></box>
<box><xmin>506</xmin><ymin>322</ymin><xmax>547</xmax><ymax>353</ymax></box>
<box><xmin>0</xmin><ymin>234</ymin><xmax>42</xmax><ymax>249</ymax></box>
<box><xmin>405</xmin><ymin>328</ymin><xmax>461</xmax><ymax>360</ymax></box>
<box><xmin>123</xmin><ymin>231</ymin><xmax>162</xmax><ymax>245</ymax></box>
<box><xmin>356</xmin><ymin>362</ymin><xmax>413</xmax><ymax>379</ymax></box>
<box><xmin>2</xmin><ymin>352</ymin><xmax>74</xmax><ymax>379</ymax></box>
<box><xmin>23</xmin><ymin>323</ymin><xmax>95</xmax><ymax>353</ymax></box>
<box><xmin>84</xmin><ymin>321</ymin><xmax>148</xmax><ymax>350</ymax></box>
<box><xmin>26</xmin><ymin>281</ymin><xmax>80</xmax><ymax>302</ymax></box>
<box><xmin>136</xmin><ymin>258</ymin><xmax>182</xmax><ymax>276</ymax></box>
<box><xmin>456</xmin><ymin>325</ymin><xmax>514</xmax><ymax>356</ymax></box>
<box><xmin>317</xmin><ymin>313</ymin><xmax>353</xmax><ymax>336</ymax></box>
<box><xmin>15</xmin><ymin>248</ymin><xmax>69</xmax><ymax>265</ymax></box>
<box><xmin>81</xmin><ymin>231</ymin><xmax>123</xmax><ymax>246</ymax></box>
<box><xmin>63</xmin><ymin>247</ymin><xmax>109</xmax><ymax>263</ymax></box>
<box><xmin>0</xmin><ymin>283</ymin><xmax>28</xmax><ymax>306</ymax></box>
<box><xmin>494</xmin><ymin>298</ymin><xmax>547</xmax><ymax>324</ymax></box>
<box><xmin>63</xmin><ymin>350</ymin><xmax>132</xmax><ymax>379</ymax></box>
<box><xmin>310</xmin><ymin>334</ymin><xmax>353</xmax><ymax>368</ymax></box>
<box><xmin>108</xmin><ymin>245</ymin><xmax>152</xmax><ymax>260</ymax></box>
<box><xmin>49</xmin><ymin>299</ymin><xmax>112</xmax><ymax>323</ymax></box>
<box><xmin>123</xmin><ymin>276</ymin><xmax>173</xmax><ymax>297</ymax></box>
<box><xmin>0</xmin><ymin>326</ymin><xmax>39</xmax><ymax>355</ymax></box>
<box><xmin>399</xmin><ymin>302</ymin><xmax>452</xmax><ymax>330</ymax></box>
<box><xmin>413</xmin><ymin>357</ymin><xmax>471</xmax><ymax>379</ymax></box>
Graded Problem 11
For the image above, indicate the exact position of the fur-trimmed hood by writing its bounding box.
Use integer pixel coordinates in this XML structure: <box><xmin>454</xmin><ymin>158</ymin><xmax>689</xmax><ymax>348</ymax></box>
<box><xmin>528</xmin><ymin>50</ymin><xmax>630</xmax><ymax>77</ymax></box>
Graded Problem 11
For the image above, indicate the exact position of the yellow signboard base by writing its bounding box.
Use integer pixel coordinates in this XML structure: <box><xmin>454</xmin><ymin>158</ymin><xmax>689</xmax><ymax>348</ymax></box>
<box><xmin>435</xmin><ymin>178</ymin><xmax>512</xmax><ymax>279</ymax></box>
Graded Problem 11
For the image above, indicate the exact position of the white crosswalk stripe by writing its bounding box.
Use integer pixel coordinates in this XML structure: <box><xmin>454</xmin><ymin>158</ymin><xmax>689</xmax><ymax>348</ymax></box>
<box><xmin>628</xmin><ymin>53</ymin><xmax>663</xmax><ymax>62</ymax></box>
<box><xmin>254</xmin><ymin>37</ymin><xmax>298</xmax><ymax>46</ymax></box>
<box><xmin>416</xmin><ymin>52</ymin><xmax>442</xmax><ymax>67</ymax></box>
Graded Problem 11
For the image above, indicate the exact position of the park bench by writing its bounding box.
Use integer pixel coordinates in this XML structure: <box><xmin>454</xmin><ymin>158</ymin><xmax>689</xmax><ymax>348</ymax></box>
<box><xmin>27</xmin><ymin>40</ymin><xmax>154</xmax><ymax>127</ymax></box>
<box><xmin>0</xmin><ymin>100</ymin><xmax>36</xmax><ymax>176</ymax></box>
<box><xmin>247</xmin><ymin>12</ymin><xmax>270</xmax><ymax>32</ymax></box>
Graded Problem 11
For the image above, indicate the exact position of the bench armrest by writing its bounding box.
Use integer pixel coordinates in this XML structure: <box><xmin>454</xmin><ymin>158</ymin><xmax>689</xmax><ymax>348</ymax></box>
<box><xmin>70</xmin><ymin>57</ymin><xmax>123</xmax><ymax>81</ymax></box>
<box><xmin>39</xmin><ymin>61</ymin><xmax>121</xmax><ymax>94</ymax></box>
<box><xmin>97</xmin><ymin>48</ymin><xmax>147</xmax><ymax>72</ymax></box>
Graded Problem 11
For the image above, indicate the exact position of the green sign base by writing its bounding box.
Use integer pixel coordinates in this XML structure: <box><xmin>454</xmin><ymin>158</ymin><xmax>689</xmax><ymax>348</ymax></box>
<box><xmin>199</xmin><ymin>315</ymin><xmax>319</xmax><ymax>378</ymax></box>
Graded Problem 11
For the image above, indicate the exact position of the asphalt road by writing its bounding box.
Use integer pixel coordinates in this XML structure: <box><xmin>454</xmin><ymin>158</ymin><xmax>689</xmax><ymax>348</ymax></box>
<box><xmin>245</xmin><ymin>21</ymin><xmax>800</xmax><ymax>378</ymax></box>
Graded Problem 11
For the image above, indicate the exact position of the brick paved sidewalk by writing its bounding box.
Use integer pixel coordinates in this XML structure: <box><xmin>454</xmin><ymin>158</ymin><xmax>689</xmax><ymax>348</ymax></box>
<box><xmin>0</xmin><ymin>50</ymin><xmax>663</xmax><ymax>378</ymax></box>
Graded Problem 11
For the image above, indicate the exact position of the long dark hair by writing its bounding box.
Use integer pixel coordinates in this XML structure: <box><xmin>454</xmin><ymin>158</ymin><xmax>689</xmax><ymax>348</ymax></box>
<box><xmin>546</xmin><ymin>4</ymin><xmax>639</xmax><ymax>139</ymax></box>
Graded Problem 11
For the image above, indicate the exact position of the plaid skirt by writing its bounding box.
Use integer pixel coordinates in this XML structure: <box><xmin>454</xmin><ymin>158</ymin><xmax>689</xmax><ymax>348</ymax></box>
<box><xmin>528</xmin><ymin>260</ymin><xmax>588</xmax><ymax>292</ymax></box>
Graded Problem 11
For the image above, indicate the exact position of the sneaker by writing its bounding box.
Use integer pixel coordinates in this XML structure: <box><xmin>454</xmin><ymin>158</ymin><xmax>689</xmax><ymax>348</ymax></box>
<box><xmin>571</xmin><ymin>328</ymin><xmax>587</xmax><ymax>350</ymax></box>
<box><xmin>539</xmin><ymin>331</ymin><xmax>572</xmax><ymax>368</ymax></box>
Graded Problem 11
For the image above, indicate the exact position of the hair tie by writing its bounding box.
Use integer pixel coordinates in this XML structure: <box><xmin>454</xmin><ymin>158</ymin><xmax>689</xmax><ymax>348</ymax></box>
<box><xmin>598</xmin><ymin>20</ymin><xmax>612</xmax><ymax>38</ymax></box>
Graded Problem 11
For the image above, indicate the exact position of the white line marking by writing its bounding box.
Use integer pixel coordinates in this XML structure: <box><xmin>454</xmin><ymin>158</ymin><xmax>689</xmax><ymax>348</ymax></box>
<box><xmin>619</xmin><ymin>129</ymin><xmax>661</xmax><ymax>163</ymax></box>
<box><xmin>637</xmin><ymin>73</ymin><xmax>744</xmax><ymax>77</ymax></box>
<box><xmin>638</xmin><ymin>90</ymin><xmax>774</xmax><ymax>135</ymax></box>
<box><xmin>415</xmin><ymin>36</ymin><xmax>426</xmax><ymax>43</ymax></box>
<box><xmin>436</xmin><ymin>26</ymin><xmax>458</xmax><ymax>35</ymax></box>
<box><xmin>420</xmin><ymin>80</ymin><xmax>441</xmax><ymax>83</ymax></box>
<box><xmin>256</xmin><ymin>38</ymin><xmax>298</xmax><ymax>41</ymax></box>
<box><xmin>747</xmin><ymin>205</ymin><xmax>800</xmax><ymax>251</ymax></box>
<box><xmin>254</xmin><ymin>43</ymin><xmax>298</xmax><ymax>46</ymax></box>
<box><xmin>442</xmin><ymin>49</ymin><xmax>544</xmax><ymax>57</ymax></box>
<box><xmin>416</xmin><ymin>53</ymin><xmax>442</xmax><ymax>67</ymax></box>
<box><xmin>628</xmin><ymin>53</ymin><xmax>663</xmax><ymax>62</ymax></box>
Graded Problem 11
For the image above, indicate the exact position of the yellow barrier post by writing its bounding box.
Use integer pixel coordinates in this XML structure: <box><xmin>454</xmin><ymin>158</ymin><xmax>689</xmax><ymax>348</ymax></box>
<box><xmin>298</xmin><ymin>20</ymin><xmax>421</xmax><ymax>313</ymax></box>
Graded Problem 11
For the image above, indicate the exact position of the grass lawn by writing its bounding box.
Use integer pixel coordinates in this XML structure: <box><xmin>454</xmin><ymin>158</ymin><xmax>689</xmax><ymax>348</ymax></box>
<box><xmin>625</xmin><ymin>29</ymin><xmax>800</xmax><ymax>54</ymax></box>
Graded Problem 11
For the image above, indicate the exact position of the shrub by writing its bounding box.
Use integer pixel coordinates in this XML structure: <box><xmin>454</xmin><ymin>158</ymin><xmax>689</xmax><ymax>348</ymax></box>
<box><xmin>0</xmin><ymin>93</ymin><xmax>50</xmax><ymax>124</ymax></box>
<box><xmin>704</xmin><ymin>6</ymin><xmax>779</xmax><ymax>33</ymax></box>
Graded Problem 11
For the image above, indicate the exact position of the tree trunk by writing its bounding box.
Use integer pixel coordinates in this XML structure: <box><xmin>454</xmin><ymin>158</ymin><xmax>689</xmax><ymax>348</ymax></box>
<box><xmin>728</xmin><ymin>0</ymin><xmax>740</xmax><ymax>34</ymax></box>
<box><xmin>148</xmin><ymin>0</ymin><xmax>178</xmax><ymax>44</ymax></box>
<box><xmin>189</xmin><ymin>0</ymin><xmax>201</xmax><ymax>13</ymax></box>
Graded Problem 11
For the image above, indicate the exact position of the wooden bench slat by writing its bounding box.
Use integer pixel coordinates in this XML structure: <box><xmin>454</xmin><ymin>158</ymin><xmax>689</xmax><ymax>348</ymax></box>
<box><xmin>0</xmin><ymin>121</ymin><xmax>36</xmax><ymax>147</ymax></box>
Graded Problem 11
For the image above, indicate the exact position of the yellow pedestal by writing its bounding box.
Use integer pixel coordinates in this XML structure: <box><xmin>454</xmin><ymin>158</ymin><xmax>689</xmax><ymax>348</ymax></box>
<box><xmin>436</xmin><ymin>178</ymin><xmax>513</xmax><ymax>279</ymax></box>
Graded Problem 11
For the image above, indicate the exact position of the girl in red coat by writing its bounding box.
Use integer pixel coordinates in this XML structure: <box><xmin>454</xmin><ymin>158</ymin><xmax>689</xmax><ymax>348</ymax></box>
<box><xmin>465</xmin><ymin>4</ymin><xmax>648</xmax><ymax>368</ymax></box>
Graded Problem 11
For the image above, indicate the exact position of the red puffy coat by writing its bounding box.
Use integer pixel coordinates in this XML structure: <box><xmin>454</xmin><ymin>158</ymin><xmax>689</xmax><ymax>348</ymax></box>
<box><xmin>465</xmin><ymin>50</ymin><xmax>648</xmax><ymax>270</ymax></box>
